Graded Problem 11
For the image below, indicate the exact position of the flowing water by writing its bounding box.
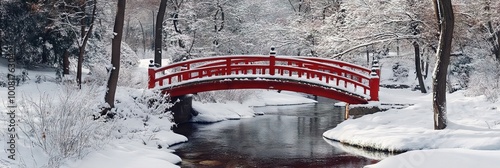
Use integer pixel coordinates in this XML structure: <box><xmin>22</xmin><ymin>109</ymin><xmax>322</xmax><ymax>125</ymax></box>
<box><xmin>171</xmin><ymin>97</ymin><xmax>380</xmax><ymax>168</ymax></box>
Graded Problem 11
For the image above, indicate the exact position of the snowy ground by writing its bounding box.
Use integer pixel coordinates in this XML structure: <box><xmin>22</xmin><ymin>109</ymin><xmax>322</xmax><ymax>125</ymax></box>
<box><xmin>3</xmin><ymin>55</ymin><xmax>500</xmax><ymax>168</ymax></box>
<box><xmin>0</xmin><ymin>58</ymin><xmax>317</xmax><ymax>168</ymax></box>
<box><xmin>365</xmin><ymin>148</ymin><xmax>500</xmax><ymax>168</ymax></box>
<box><xmin>322</xmin><ymin>54</ymin><xmax>500</xmax><ymax>168</ymax></box>
<box><xmin>324</xmin><ymin>88</ymin><xmax>500</xmax><ymax>167</ymax></box>
<box><xmin>0</xmin><ymin>58</ymin><xmax>190</xmax><ymax>168</ymax></box>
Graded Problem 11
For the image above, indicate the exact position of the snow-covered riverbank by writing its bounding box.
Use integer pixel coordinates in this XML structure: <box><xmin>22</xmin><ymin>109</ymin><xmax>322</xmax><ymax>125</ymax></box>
<box><xmin>0</xmin><ymin>83</ymin><xmax>316</xmax><ymax>168</ymax></box>
<box><xmin>323</xmin><ymin>88</ymin><xmax>500</xmax><ymax>168</ymax></box>
<box><xmin>191</xmin><ymin>90</ymin><xmax>317</xmax><ymax>123</ymax></box>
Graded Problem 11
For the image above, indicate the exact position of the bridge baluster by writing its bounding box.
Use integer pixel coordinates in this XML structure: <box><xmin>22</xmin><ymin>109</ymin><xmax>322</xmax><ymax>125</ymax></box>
<box><xmin>269</xmin><ymin>56</ymin><xmax>276</xmax><ymax>76</ymax></box>
<box><xmin>226</xmin><ymin>58</ymin><xmax>231</xmax><ymax>75</ymax></box>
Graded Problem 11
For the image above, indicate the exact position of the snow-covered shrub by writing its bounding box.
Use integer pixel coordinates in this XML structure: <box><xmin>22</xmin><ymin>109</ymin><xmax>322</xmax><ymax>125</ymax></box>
<box><xmin>194</xmin><ymin>90</ymin><xmax>257</xmax><ymax>103</ymax></box>
<box><xmin>467</xmin><ymin>58</ymin><xmax>500</xmax><ymax>102</ymax></box>
<box><xmin>34</xmin><ymin>74</ymin><xmax>57</xmax><ymax>84</ymax></box>
<box><xmin>113</xmin><ymin>88</ymin><xmax>173</xmax><ymax>117</ymax></box>
<box><xmin>110</xmin><ymin>88</ymin><xmax>179</xmax><ymax>148</ymax></box>
<box><xmin>0</xmin><ymin>69</ymin><xmax>30</xmax><ymax>87</ymax></box>
<box><xmin>390</xmin><ymin>62</ymin><xmax>409</xmax><ymax>82</ymax></box>
<box><xmin>448</xmin><ymin>54</ymin><xmax>473</xmax><ymax>92</ymax></box>
<box><xmin>18</xmin><ymin>85</ymin><xmax>112</xmax><ymax>167</ymax></box>
<box><xmin>165</xmin><ymin>45</ymin><xmax>191</xmax><ymax>63</ymax></box>
<box><xmin>84</xmin><ymin>42</ymin><xmax>141</xmax><ymax>87</ymax></box>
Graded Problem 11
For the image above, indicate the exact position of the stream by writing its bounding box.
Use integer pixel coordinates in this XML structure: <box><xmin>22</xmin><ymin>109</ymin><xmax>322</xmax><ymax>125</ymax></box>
<box><xmin>171</xmin><ymin>97</ymin><xmax>381</xmax><ymax>168</ymax></box>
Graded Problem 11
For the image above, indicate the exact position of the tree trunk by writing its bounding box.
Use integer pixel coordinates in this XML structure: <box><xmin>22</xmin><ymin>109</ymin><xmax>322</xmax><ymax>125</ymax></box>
<box><xmin>152</xmin><ymin>10</ymin><xmax>155</xmax><ymax>51</ymax></box>
<box><xmin>172</xmin><ymin>12</ymin><xmax>185</xmax><ymax>48</ymax></box>
<box><xmin>104</xmin><ymin>0</ymin><xmax>126</xmax><ymax>114</ymax></box>
<box><xmin>76</xmin><ymin>0</ymin><xmax>97</xmax><ymax>89</ymax></box>
<box><xmin>484</xmin><ymin>1</ymin><xmax>500</xmax><ymax>61</ymax></box>
<box><xmin>125</xmin><ymin>16</ymin><xmax>130</xmax><ymax>41</ymax></box>
<box><xmin>42</xmin><ymin>35</ymin><xmax>48</xmax><ymax>64</ymax></box>
<box><xmin>496</xmin><ymin>31</ymin><xmax>500</xmax><ymax>61</ymax></box>
<box><xmin>397</xmin><ymin>39</ymin><xmax>400</xmax><ymax>56</ymax></box>
<box><xmin>139</xmin><ymin>20</ymin><xmax>146</xmax><ymax>53</ymax></box>
<box><xmin>414</xmin><ymin>42</ymin><xmax>426</xmax><ymax>93</ymax></box>
<box><xmin>63</xmin><ymin>50</ymin><xmax>70</xmax><ymax>75</ymax></box>
<box><xmin>487</xmin><ymin>22</ymin><xmax>500</xmax><ymax>61</ymax></box>
<box><xmin>423</xmin><ymin>51</ymin><xmax>430</xmax><ymax>79</ymax></box>
<box><xmin>432</xmin><ymin>0</ymin><xmax>454</xmax><ymax>130</ymax></box>
<box><xmin>154</xmin><ymin>0</ymin><xmax>167</xmax><ymax>66</ymax></box>
<box><xmin>366</xmin><ymin>46</ymin><xmax>370</xmax><ymax>66</ymax></box>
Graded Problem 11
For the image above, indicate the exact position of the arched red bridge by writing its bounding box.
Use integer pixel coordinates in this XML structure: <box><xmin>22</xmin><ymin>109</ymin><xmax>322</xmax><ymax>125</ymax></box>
<box><xmin>148</xmin><ymin>52</ymin><xmax>380</xmax><ymax>104</ymax></box>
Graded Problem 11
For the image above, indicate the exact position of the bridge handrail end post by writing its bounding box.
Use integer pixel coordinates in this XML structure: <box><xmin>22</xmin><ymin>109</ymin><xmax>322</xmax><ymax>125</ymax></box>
<box><xmin>371</xmin><ymin>59</ymin><xmax>381</xmax><ymax>76</ymax></box>
<box><xmin>269</xmin><ymin>47</ymin><xmax>276</xmax><ymax>76</ymax></box>
<box><xmin>148</xmin><ymin>60</ymin><xmax>157</xmax><ymax>89</ymax></box>
<box><xmin>369</xmin><ymin>68</ymin><xmax>380</xmax><ymax>101</ymax></box>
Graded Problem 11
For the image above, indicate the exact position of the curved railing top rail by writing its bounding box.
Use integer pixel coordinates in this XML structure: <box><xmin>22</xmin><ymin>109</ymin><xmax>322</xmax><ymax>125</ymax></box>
<box><xmin>294</xmin><ymin>56</ymin><xmax>371</xmax><ymax>74</ymax></box>
<box><xmin>153</xmin><ymin>55</ymin><xmax>269</xmax><ymax>72</ymax></box>
<box><xmin>147</xmin><ymin>48</ymin><xmax>380</xmax><ymax>102</ymax></box>
<box><xmin>150</xmin><ymin>55</ymin><xmax>373</xmax><ymax>78</ymax></box>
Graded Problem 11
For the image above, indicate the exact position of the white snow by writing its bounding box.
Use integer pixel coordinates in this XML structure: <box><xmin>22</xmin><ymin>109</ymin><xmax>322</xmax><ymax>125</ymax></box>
<box><xmin>0</xmin><ymin>59</ymin><xmax>318</xmax><ymax>168</ymax></box>
<box><xmin>0</xmin><ymin>59</ymin><xmax>190</xmax><ymax>168</ymax></box>
<box><xmin>190</xmin><ymin>90</ymin><xmax>316</xmax><ymax>123</ymax></box>
<box><xmin>2</xmin><ymin>57</ymin><xmax>500</xmax><ymax>168</ymax></box>
<box><xmin>324</xmin><ymin>89</ymin><xmax>500</xmax><ymax>152</ymax></box>
<box><xmin>63</xmin><ymin>141</ymin><xmax>182</xmax><ymax>168</ymax></box>
<box><xmin>191</xmin><ymin>101</ymin><xmax>255</xmax><ymax>122</ymax></box>
<box><xmin>323</xmin><ymin>88</ymin><xmax>500</xmax><ymax>167</ymax></box>
<box><xmin>243</xmin><ymin>90</ymin><xmax>317</xmax><ymax>106</ymax></box>
<box><xmin>365</xmin><ymin>149</ymin><xmax>500</xmax><ymax>168</ymax></box>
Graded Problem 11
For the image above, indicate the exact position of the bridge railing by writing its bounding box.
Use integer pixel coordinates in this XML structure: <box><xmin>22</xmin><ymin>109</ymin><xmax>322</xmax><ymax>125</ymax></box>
<box><xmin>148</xmin><ymin>50</ymin><xmax>380</xmax><ymax>101</ymax></box>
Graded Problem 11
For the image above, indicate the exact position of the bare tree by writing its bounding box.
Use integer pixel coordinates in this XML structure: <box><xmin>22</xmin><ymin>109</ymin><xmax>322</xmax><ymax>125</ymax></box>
<box><xmin>413</xmin><ymin>41</ymin><xmax>427</xmax><ymax>93</ymax></box>
<box><xmin>154</xmin><ymin>0</ymin><xmax>167</xmax><ymax>66</ymax></box>
<box><xmin>76</xmin><ymin>0</ymin><xmax>97</xmax><ymax>89</ymax></box>
<box><xmin>432</xmin><ymin>0</ymin><xmax>455</xmax><ymax>130</ymax></box>
<box><xmin>483</xmin><ymin>0</ymin><xmax>500</xmax><ymax>61</ymax></box>
<box><xmin>104</xmin><ymin>0</ymin><xmax>126</xmax><ymax>114</ymax></box>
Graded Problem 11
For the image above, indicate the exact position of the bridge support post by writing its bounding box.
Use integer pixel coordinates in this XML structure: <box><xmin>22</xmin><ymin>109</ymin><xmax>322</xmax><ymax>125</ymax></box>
<box><xmin>148</xmin><ymin>60</ymin><xmax>156</xmax><ymax>88</ymax></box>
<box><xmin>170</xmin><ymin>94</ymin><xmax>195</xmax><ymax>124</ymax></box>
<box><xmin>345</xmin><ymin>103</ymin><xmax>350</xmax><ymax>120</ymax></box>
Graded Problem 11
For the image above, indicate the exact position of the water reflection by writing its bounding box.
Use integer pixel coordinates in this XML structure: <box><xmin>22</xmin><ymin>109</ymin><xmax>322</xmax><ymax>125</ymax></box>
<box><xmin>323</xmin><ymin>138</ymin><xmax>397</xmax><ymax>160</ymax></box>
<box><xmin>172</xmin><ymin>97</ymin><xmax>379</xmax><ymax>167</ymax></box>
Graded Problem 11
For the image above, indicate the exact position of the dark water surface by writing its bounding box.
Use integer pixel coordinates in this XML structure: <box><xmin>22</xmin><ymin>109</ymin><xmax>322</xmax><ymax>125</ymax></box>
<box><xmin>171</xmin><ymin>97</ymin><xmax>379</xmax><ymax>168</ymax></box>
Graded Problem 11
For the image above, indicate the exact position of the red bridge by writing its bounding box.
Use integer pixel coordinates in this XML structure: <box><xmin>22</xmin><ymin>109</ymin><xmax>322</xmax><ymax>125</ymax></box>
<box><xmin>148</xmin><ymin>50</ymin><xmax>380</xmax><ymax>104</ymax></box>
